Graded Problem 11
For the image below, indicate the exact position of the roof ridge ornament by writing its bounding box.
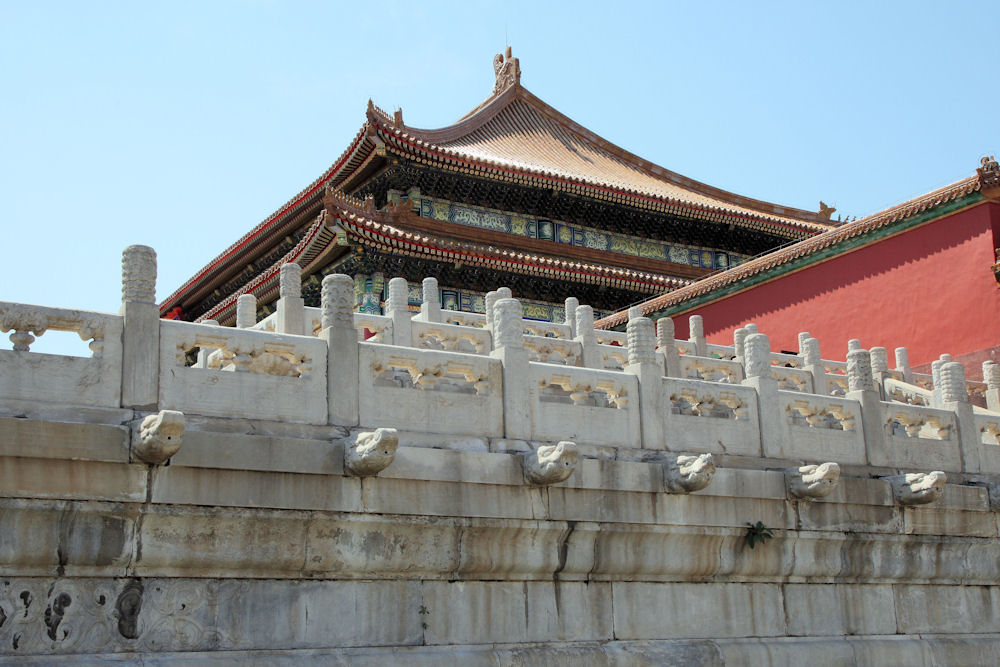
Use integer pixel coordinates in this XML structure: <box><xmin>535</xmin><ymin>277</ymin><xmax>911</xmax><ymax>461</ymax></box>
<box><xmin>817</xmin><ymin>201</ymin><xmax>836</xmax><ymax>220</ymax></box>
<box><xmin>493</xmin><ymin>46</ymin><xmax>521</xmax><ymax>95</ymax></box>
<box><xmin>978</xmin><ymin>155</ymin><xmax>1000</xmax><ymax>200</ymax></box>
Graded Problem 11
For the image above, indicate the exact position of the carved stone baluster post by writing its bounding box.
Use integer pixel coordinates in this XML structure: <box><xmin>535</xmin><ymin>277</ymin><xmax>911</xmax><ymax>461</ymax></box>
<box><xmin>626</xmin><ymin>316</ymin><xmax>663</xmax><ymax>449</ymax></box>
<box><xmin>941</xmin><ymin>361</ymin><xmax>980</xmax><ymax>473</ymax></box>
<box><xmin>870</xmin><ymin>347</ymin><xmax>890</xmax><ymax>397</ymax></box>
<box><xmin>688</xmin><ymin>314</ymin><xmax>707</xmax><ymax>357</ymax></box>
<box><xmin>274</xmin><ymin>263</ymin><xmax>305</xmax><ymax>335</ymax></box>
<box><xmin>485</xmin><ymin>290</ymin><xmax>499</xmax><ymax>340</ymax></box>
<box><xmin>385</xmin><ymin>277</ymin><xmax>412</xmax><ymax>347</ymax></box>
<box><xmin>931</xmin><ymin>359</ymin><xmax>945</xmax><ymax>408</ymax></box>
<box><xmin>320</xmin><ymin>274</ymin><xmax>359</xmax><ymax>426</ymax></box>
<box><xmin>739</xmin><ymin>333</ymin><xmax>772</xmax><ymax>458</ymax></box>
<box><xmin>848</xmin><ymin>339</ymin><xmax>862</xmax><ymax>353</ymax></box>
<box><xmin>657</xmin><ymin>317</ymin><xmax>680</xmax><ymax>377</ymax></box>
<box><xmin>744</xmin><ymin>323</ymin><xmax>758</xmax><ymax>335</ymax></box>
<box><xmin>845</xmin><ymin>347</ymin><xmax>885</xmax><ymax>466</ymax></box>
<box><xmin>195</xmin><ymin>319</ymin><xmax>219</xmax><ymax>368</ymax></box>
<box><xmin>564</xmin><ymin>297</ymin><xmax>579</xmax><ymax>339</ymax></box>
<box><xmin>574</xmin><ymin>305</ymin><xmax>601</xmax><ymax>369</ymax></box>
<box><xmin>418</xmin><ymin>277</ymin><xmax>441</xmax><ymax>323</ymax></box>
<box><xmin>734</xmin><ymin>327</ymin><xmax>748</xmax><ymax>368</ymax></box>
<box><xmin>984</xmin><ymin>361</ymin><xmax>1000</xmax><ymax>412</ymax></box>
<box><xmin>236</xmin><ymin>294</ymin><xmax>257</xmax><ymax>329</ymax></box>
<box><xmin>120</xmin><ymin>245</ymin><xmax>159</xmax><ymax>409</ymax></box>
<box><xmin>797</xmin><ymin>332</ymin><xmax>811</xmax><ymax>356</ymax></box>
<box><xmin>802</xmin><ymin>337</ymin><xmax>827</xmax><ymax>397</ymax></box>
<box><xmin>895</xmin><ymin>347</ymin><xmax>913</xmax><ymax>384</ymax></box>
<box><xmin>491</xmin><ymin>298</ymin><xmax>532</xmax><ymax>440</ymax></box>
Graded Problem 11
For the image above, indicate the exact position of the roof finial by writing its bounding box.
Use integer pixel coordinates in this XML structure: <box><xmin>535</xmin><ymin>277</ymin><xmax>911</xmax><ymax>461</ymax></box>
<box><xmin>817</xmin><ymin>201</ymin><xmax>836</xmax><ymax>220</ymax></box>
<box><xmin>493</xmin><ymin>47</ymin><xmax>520</xmax><ymax>95</ymax></box>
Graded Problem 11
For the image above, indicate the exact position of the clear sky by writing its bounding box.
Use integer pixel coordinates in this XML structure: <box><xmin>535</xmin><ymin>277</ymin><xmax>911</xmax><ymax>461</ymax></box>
<box><xmin>1</xmin><ymin>1</ymin><xmax>997</xmax><ymax>354</ymax></box>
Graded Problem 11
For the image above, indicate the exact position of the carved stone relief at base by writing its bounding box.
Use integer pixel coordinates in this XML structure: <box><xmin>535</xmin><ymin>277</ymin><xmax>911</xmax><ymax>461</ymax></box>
<box><xmin>0</xmin><ymin>578</ymin><xmax>226</xmax><ymax>656</ymax></box>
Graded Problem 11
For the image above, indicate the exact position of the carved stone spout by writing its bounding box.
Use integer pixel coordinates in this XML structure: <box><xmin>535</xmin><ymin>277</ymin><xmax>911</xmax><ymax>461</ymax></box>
<box><xmin>786</xmin><ymin>462</ymin><xmax>840</xmax><ymax>499</ymax></box>
<box><xmin>664</xmin><ymin>453</ymin><xmax>715</xmax><ymax>493</ymax></box>
<box><xmin>886</xmin><ymin>471</ymin><xmax>947</xmax><ymax>506</ymax></box>
<box><xmin>345</xmin><ymin>428</ymin><xmax>399</xmax><ymax>477</ymax></box>
<box><xmin>522</xmin><ymin>441</ymin><xmax>578</xmax><ymax>486</ymax></box>
<box><xmin>132</xmin><ymin>410</ymin><xmax>185</xmax><ymax>464</ymax></box>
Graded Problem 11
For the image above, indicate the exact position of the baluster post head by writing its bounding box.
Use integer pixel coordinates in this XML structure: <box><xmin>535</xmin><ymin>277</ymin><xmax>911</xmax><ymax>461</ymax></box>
<box><xmin>744</xmin><ymin>333</ymin><xmax>771</xmax><ymax>379</ymax></box>
<box><xmin>870</xmin><ymin>347</ymin><xmax>890</xmax><ymax>374</ymax></box>
<box><xmin>322</xmin><ymin>274</ymin><xmax>355</xmax><ymax>330</ymax></box>
<box><xmin>941</xmin><ymin>362</ymin><xmax>968</xmax><ymax>403</ymax></box>
<box><xmin>236</xmin><ymin>294</ymin><xmax>257</xmax><ymax>329</ymax></box>
<box><xmin>803</xmin><ymin>337</ymin><xmax>821</xmax><ymax>367</ymax></box>
<box><xmin>656</xmin><ymin>317</ymin><xmax>675</xmax><ymax>349</ymax></box>
<box><xmin>279</xmin><ymin>263</ymin><xmax>302</xmax><ymax>299</ymax></box>
<box><xmin>575</xmin><ymin>305</ymin><xmax>595</xmax><ymax>342</ymax></box>
<box><xmin>847</xmin><ymin>348</ymin><xmax>874</xmax><ymax>392</ymax></box>
<box><xmin>797</xmin><ymin>332</ymin><xmax>811</xmax><ymax>354</ymax></box>
<box><xmin>122</xmin><ymin>245</ymin><xmax>157</xmax><ymax>304</ymax></box>
<box><xmin>983</xmin><ymin>361</ymin><xmax>1000</xmax><ymax>392</ymax></box>
<box><xmin>422</xmin><ymin>277</ymin><xmax>440</xmax><ymax>307</ymax></box>
<box><xmin>495</xmin><ymin>298</ymin><xmax>524</xmax><ymax>349</ymax></box>
<box><xmin>385</xmin><ymin>277</ymin><xmax>409</xmax><ymax>314</ymax></box>
<box><xmin>688</xmin><ymin>314</ymin><xmax>704</xmax><ymax>339</ymax></box>
<box><xmin>627</xmin><ymin>316</ymin><xmax>656</xmax><ymax>366</ymax></box>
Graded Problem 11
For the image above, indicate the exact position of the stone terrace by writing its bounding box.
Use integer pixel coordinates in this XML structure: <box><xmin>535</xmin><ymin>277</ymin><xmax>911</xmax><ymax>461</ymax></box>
<box><xmin>2</xmin><ymin>246</ymin><xmax>1000</xmax><ymax>663</ymax></box>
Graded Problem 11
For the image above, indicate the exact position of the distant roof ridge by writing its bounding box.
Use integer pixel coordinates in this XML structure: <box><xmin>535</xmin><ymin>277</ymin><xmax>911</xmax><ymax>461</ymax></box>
<box><xmin>595</xmin><ymin>167</ymin><xmax>990</xmax><ymax>329</ymax></box>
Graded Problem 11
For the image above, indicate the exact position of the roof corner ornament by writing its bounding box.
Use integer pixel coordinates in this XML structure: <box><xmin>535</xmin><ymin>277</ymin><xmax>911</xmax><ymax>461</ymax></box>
<box><xmin>978</xmin><ymin>155</ymin><xmax>1000</xmax><ymax>200</ymax></box>
<box><xmin>817</xmin><ymin>201</ymin><xmax>836</xmax><ymax>220</ymax></box>
<box><xmin>493</xmin><ymin>46</ymin><xmax>521</xmax><ymax>95</ymax></box>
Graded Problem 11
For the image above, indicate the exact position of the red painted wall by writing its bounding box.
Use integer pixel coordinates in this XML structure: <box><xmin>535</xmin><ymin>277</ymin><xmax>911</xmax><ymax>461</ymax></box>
<box><xmin>671</xmin><ymin>202</ymin><xmax>1000</xmax><ymax>371</ymax></box>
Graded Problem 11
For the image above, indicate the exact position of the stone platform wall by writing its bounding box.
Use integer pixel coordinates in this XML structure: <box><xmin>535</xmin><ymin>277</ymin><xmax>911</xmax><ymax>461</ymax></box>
<box><xmin>2</xmin><ymin>246</ymin><xmax>1000</xmax><ymax>664</ymax></box>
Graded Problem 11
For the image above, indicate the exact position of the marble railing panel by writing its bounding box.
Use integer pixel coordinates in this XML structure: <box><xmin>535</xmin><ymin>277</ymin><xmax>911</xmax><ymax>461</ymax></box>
<box><xmin>413</xmin><ymin>320</ymin><xmax>492</xmax><ymax>356</ymax></box>
<box><xmin>0</xmin><ymin>303</ymin><xmax>123</xmax><ymax>408</ymax></box>
<box><xmin>780</xmin><ymin>391</ymin><xmax>866</xmax><ymax>464</ymax></box>
<box><xmin>679</xmin><ymin>355</ymin><xmax>744</xmax><ymax>384</ymax></box>
<box><xmin>358</xmin><ymin>343</ymin><xmax>503</xmax><ymax>437</ymax></box>
<box><xmin>662</xmin><ymin>378</ymin><xmax>761</xmax><ymax>456</ymax></box>
<box><xmin>524</xmin><ymin>334</ymin><xmax>582</xmax><ymax>366</ymax></box>
<box><xmin>531</xmin><ymin>362</ymin><xmax>639</xmax><ymax>447</ymax></box>
<box><xmin>159</xmin><ymin>320</ymin><xmax>328</xmax><ymax>424</ymax></box>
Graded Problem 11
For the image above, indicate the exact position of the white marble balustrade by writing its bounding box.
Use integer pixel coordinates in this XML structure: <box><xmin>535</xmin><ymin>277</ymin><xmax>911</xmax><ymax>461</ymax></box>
<box><xmin>0</xmin><ymin>302</ymin><xmax>123</xmax><ymax>409</ymax></box>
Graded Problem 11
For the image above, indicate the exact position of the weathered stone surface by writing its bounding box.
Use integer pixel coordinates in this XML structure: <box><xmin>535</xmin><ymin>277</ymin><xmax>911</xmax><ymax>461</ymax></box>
<box><xmin>171</xmin><ymin>431</ymin><xmax>344</xmax><ymax>475</ymax></box>
<box><xmin>783</xmin><ymin>584</ymin><xmax>897</xmax><ymax>636</ymax></box>
<box><xmin>0</xmin><ymin>457</ymin><xmax>147</xmax><ymax>503</ymax></box>
<box><xmin>894</xmin><ymin>585</ymin><xmax>1000</xmax><ymax>634</ymax></box>
<box><xmin>0</xmin><ymin>418</ymin><xmax>128</xmax><ymax>463</ymax></box>
<box><xmin>361</xmin><ymin>477</ymin><xmax>546</xmax><ymax>520</ymax></box>
<box><xmin>151</xmin><ymin>467</ymin><xmax>361</xmax><ymax>512</ymax></box>
<box><xmin>421</xmin><ymin>581</ymin><xmax>612</xmax><ymax>645</ymax></box>
<box><xmin>612</xmin><ymin>582</ymin><xmax>786</xmax><ymax>639</ymax></box>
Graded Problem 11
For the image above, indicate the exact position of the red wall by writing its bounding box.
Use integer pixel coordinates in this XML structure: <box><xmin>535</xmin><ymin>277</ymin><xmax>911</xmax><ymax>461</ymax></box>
<box><xmin>671</xmin><ymin>202</ymin><xmax>1000</xmax><ymax>370</ymax></box>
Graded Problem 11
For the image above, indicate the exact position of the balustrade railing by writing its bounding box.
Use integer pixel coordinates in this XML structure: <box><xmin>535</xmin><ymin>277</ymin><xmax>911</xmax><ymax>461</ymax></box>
<box><xmin>4</xmin><ymin>246</ymin><xmax>1000</xmax><ymax>478</ymax></box>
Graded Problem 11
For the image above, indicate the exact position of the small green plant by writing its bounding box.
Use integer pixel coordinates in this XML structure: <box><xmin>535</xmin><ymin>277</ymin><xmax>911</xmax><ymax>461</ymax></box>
<box><xmin>418</xmin><ymin>604</ymin><xmax>430</xmax><ymax>630</ymax></box>
<box><xmin>745</xmin><ymin>521</ymin><xmax>774</xmax><ymax>549</ymax></box>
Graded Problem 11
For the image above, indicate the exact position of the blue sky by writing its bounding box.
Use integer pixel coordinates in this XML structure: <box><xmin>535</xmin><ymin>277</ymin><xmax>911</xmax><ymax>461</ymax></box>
<box><xmin>1</xmin><ymin>1</ymin><xmax>997</xmax><ymax>352</ymax></box>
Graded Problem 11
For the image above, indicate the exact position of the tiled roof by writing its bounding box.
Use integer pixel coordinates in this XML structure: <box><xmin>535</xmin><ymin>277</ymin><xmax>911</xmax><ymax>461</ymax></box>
<box><xmin>595</xmin><ymin>172</ymin><xmax>989</xmax><ymax>329</ymax></box>
<box><xmin>369</xmin><ymin>86</ymin><xmax>832</xmax><ymax>236</ymax></box>
<box><xmin>201</xmin><ymin>191</ymin><xmax>690</xmax><ymax>325</ymax></box>
<box><xmin>163</xmin><ymin>53</ymin><xmax>835</xmax><ymax>317</ymax></box>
